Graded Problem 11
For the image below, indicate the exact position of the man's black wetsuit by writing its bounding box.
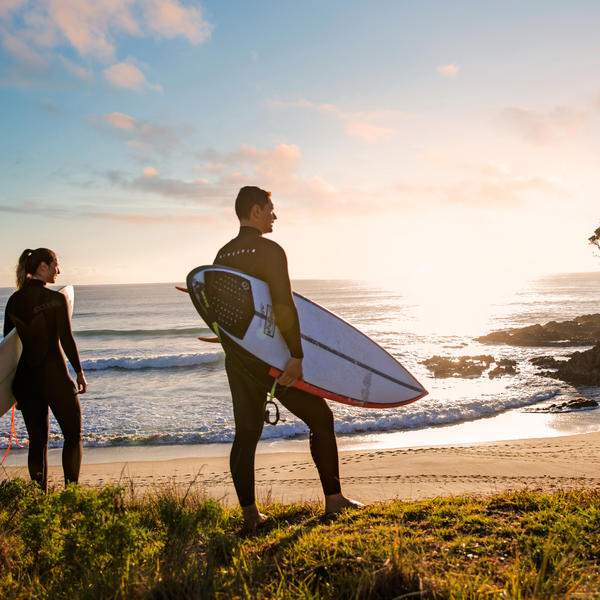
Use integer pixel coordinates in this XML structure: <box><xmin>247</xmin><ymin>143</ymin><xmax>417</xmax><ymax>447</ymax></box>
<box><xmin>3</xmin><ymin>278</ymin><xmax>82</xmax><ymax>489</ymax></box>
<box><xmin>214</xmin><ymin>226</ymin><xmax>341</xmax><ymax>506</ymax></box>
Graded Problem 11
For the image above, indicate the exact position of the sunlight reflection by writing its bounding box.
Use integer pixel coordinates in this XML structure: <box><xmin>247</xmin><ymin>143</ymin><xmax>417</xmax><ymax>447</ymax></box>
<box><xmin>376</xmin><ymin>270</ymin><xmax>530</xmax><ymax>337</ymax></box>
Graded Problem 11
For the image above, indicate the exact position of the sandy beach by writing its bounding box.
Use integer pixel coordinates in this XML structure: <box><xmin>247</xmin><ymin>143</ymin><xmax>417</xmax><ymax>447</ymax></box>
<box><xmin>3</xmin><ymin>431</ymin><xmax>600</xmax><ymax>505</ymax></box>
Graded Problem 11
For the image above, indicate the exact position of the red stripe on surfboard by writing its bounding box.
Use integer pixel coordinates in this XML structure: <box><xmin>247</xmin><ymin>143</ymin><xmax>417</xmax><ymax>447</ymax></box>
<box><xmin>268</xmin><ymin>367</ymin><xmax>426</xmax><ymax>408</ymax></box>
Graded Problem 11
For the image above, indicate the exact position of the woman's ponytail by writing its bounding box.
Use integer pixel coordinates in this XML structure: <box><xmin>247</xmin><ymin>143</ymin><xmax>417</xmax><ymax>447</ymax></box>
<box><xmin>16</xmin><ymin>249</ymin><xmax>33</xmax><ymax>289</ymax></box>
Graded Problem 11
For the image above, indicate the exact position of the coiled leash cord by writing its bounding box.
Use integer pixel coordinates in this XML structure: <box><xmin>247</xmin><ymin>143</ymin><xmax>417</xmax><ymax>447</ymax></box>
<box><xmin>1</xmin><ymin>405</ymin><xmax>29</xmax><ymax>466</ymax></box>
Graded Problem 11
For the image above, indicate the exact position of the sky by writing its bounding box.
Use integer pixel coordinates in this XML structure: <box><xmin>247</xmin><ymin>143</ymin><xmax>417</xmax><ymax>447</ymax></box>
<box><xmin>1</xmin><ymin>0</ymin><xmax>599</xmax><ymax>288</ymax></box>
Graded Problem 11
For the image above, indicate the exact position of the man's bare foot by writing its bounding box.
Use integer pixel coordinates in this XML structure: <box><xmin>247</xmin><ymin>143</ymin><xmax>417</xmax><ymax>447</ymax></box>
<box><xmin>241</xmin><ymin>503</ymin><xmax>268</xmax><ymax>530</ymax></box>
<box><xmin>324</xmin><ymin>493</ymin><xmax>365</xmax><ymax>515</ymax></box>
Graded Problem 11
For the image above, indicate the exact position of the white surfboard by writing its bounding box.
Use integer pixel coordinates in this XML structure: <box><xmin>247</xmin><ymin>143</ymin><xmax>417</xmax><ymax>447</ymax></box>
<box><xmin>186</xmin><ymin>266</ymin><xmax>427</xmax><ymax>408</ymax></box>
<box><xmin>0</xmin><ymin>285</ymin><xmax>74</xmax><ymax>418</ymax></box>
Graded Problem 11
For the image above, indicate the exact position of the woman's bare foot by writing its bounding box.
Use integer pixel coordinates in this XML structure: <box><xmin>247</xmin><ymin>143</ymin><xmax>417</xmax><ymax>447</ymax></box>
<box><xmin>324</xmin><ymin>493</ymin><xmax>365</xmax><ymax>514</ymax></box>
<box><xmin>241</xmin><ymin>503</ymin><xmax>268</xmax><ymax>530</ymax></box>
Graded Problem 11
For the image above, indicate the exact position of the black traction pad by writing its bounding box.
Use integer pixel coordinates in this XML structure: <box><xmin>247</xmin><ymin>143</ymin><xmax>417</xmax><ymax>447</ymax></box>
<box><xmin>203</xmin><ymin>270</ymin><xmax>255</xmax><ymax>339</ymax></box>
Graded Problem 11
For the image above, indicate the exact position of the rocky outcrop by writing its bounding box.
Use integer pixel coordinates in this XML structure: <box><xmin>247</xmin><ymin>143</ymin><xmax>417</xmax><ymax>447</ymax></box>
<box><xmin>476</xmin><ymin>314</ymin><xmax>600</xmax><ymax>346</ymax></box>
<box><xmin>530</xmin><ymin>356</ymin><xmax>565</xmax><ymax>369</ymax></box>
<box><xmin>421</xmin><ymin>355</ymin><xmax>494</xmax><ymax>378</ymax></box>
<box><xmin>422</xmin><ymin>355</ymin><xmax>517</xmax><ymax>379</ymax></box>
<box><xmin>488</xmin><ymin>359</ymin><xmax>518</xmax><ymax>379</ymax></box>
<box><xmin>530</xmin><ymin>344</ymin><xmax>600</xmax><ymax>386</ymax></box>
<box><xmin>554</xmin><ymin>344</ymin><xmax>600</xmax><ymax>386</ymax></box>
<box><xmin>526</xmin><ymin>397</ymin><xmax>599</xmax><ymax>412</ymax></box>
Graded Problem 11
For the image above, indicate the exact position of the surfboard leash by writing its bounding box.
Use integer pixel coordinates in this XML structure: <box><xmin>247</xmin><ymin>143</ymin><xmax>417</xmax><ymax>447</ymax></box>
<box><xmin>0</xmin><ymin>405</ymin><xmax>29</xmax><ymax>466</ymax></box>
<box><xmin>264</xmin><ymin>380</ymin><xmax>280</xmax><ymax>425</ymax></box>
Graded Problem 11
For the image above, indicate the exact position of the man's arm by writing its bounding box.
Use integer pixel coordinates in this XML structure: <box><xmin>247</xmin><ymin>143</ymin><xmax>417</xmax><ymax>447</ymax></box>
<box><xmin>266</xmin><ymin>245</ymin><xmax>304</xmax><ymax>385</ymax></box>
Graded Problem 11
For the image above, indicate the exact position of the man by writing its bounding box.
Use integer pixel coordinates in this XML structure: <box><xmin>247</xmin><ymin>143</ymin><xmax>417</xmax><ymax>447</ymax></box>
<box><xmin>214</xmin><ymin>186</ymin><xmax>362</xmax><ymax>529</ymax></box>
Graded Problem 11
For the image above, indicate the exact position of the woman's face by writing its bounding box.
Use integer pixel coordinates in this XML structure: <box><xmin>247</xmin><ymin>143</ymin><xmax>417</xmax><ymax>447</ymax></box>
<box><xmin>36</xmin><ymin>259</ymin><xmax>60</xmax><ymax>284</ymax></box>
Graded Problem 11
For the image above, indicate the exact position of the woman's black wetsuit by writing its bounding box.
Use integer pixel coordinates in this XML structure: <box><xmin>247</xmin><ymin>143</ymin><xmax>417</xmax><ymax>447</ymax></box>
<box><xmin>3</xmin><ymin>278</ymin><xmax>83</xmax><ymax>490</ymax></box>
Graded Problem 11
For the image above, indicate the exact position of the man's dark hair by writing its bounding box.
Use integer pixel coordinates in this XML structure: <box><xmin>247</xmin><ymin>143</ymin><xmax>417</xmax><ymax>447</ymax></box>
<box><xmin>235</xmin><ymin>186</ymin><xmax>271</xmax><ymax>220</ymax></box>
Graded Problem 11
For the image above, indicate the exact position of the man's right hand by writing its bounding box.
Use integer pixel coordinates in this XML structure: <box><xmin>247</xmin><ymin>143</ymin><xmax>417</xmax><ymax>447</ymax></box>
<box><xmin>277</xmin><ymin>357</ymin><xmax>303</xmax><ymax>387</ymax></box>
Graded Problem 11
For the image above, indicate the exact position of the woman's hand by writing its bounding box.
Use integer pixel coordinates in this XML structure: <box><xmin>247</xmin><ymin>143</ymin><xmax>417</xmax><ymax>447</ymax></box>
<box><xmin>76</xmin><ymin>371</ymin><xmax>88</xmax><ymax>394</ymax></box>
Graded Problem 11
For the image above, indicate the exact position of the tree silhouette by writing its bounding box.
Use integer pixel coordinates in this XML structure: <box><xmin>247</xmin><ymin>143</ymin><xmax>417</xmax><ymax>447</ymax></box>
<box><xmin>589</xmin><ymin>227</ymin><xmax>600</xmax><ymax>252</ymax></box>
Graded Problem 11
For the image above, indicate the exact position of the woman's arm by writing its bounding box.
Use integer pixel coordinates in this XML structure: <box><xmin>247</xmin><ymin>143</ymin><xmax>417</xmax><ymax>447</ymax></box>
<box><xmin>3</xmin><ymin>296</ymin><xmax>15</xmax><ymax>337</ymax></box>
<box><xmin>57</xmin><ymin>294</ymin><xmax>87</xmax><ymax>393</ymax></box>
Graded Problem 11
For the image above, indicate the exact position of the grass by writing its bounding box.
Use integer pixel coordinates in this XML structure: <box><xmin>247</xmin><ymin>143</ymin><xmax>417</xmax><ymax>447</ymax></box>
<box><xmin>0</xmin><ymin>479</ymin><xmax>599</xmax><ymax>599</ymax></box>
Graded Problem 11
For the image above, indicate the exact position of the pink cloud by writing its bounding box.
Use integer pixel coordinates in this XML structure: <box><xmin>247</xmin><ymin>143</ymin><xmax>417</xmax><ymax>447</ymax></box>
<box><xmin>103</xmin><ymin>61</ymin><xmax>162</xmax><ymax>92</ymax></box>
<box><xmin>43</xmin><ymin>0</ymin><xmax>139</xmax><ymax>61</ymax></box>
<box><xmin>142</xmin><ymin>166</ymin><xmax>158</xmax><ymax>178</ymax></box>
<box><xmin>94</xmin><ymin>112</ymin><xmax>183</xmax><ymax>157</ymax></box>
<box><xmin>437</xmin><ymin>64</ymin><xmax>459</xmax><ymax>78</ymax></box>
<box><xmin>101</xmin><ymin>112</ymin><xmax>137</xmax><ymax>131</ymax></box>
<box><xmin>2</xmin><ymin>31</ymin><xmax>46</xmax><ymax>67</ymax></box>
<box><xmin>0</xmin><ymin>0</ymin><xmax>27</xmax><ymax>19</ymax></box>
<box><xmin>1</xmin><ymin>0</ymin><xmax>212</xmax><ymax>84</ymax></box>
<box><xmin>59</xmin><ymin>55</ymin><xmax>94</xmax><ymax>81</ymax></box>
<box><xmin>268</xmin><ymin>99</ymin><xmax>412</xmax><ymax>143</ymax></box>
<box><xmin>143</xmin><ymin>0</ymin><xmax>212</xmax><ymax>44</ymax></box>
<box><xmin>502</xmin><ymin>106</ymin><xmax>585</xmax><ymax>144</ymax></box>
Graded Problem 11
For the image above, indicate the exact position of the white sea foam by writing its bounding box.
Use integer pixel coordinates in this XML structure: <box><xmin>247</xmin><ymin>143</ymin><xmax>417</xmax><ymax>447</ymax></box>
<box><xmin>81</xmin><ymin>352</ymin><xmax>223</xmax><ymax>371</ymax></box>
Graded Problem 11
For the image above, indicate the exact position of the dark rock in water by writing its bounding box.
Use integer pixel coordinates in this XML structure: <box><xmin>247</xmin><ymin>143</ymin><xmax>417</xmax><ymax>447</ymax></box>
<box><xmin>422</xmin><ymin>355</ymin><xmax>495</xmax><ymax>378</ymax></box>
<box><xmin>488</xmin><ymin>359</ymin><xmax>518</xmax><ymax>379</ymax></box>
<box><xmin>476</xmin><ymin>314</ymin><xmax>600</xmax><ymax>346</ymax></box>
<box><xmin>526</xmin><ymin>397</ymin><xmax>599</xmax><ymax>413</ymax></box>
<box><xmin>530</xmin><ymin>356</ymin><xmax>565</xmax><ymax>369</ymax></box>
<box><xmin>554</xmin><ymin>343</ymin><xmax>600</xmax><ymax>386</ymax></box>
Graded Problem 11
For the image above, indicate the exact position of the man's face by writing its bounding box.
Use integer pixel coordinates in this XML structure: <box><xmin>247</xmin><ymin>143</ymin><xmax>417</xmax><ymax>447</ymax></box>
<box><xmin>256</xmin><ymin>200</ymin><xmax>277</xmax><ymax>234</ymax></box>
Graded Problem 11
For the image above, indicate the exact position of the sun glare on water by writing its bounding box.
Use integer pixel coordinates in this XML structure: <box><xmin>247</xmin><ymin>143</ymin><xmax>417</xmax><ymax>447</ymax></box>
<box><xmin>379</xmin><ymin>268</ymin><xmax>529</xmax><ymax>337</ymax></box>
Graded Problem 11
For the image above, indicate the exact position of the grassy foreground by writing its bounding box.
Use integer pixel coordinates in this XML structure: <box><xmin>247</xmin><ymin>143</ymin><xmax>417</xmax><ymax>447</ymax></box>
<box><xmin>0</xmin><ymin>479</ymin><xmax>599</xmax><ymax>599</ymax></box>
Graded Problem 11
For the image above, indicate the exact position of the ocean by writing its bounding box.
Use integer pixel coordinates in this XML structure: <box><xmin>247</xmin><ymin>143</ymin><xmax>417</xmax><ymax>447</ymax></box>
<box><xmin>2</xmin><ymin>272</ymin><xmax>600</xmax><ymax>454</ymax></box>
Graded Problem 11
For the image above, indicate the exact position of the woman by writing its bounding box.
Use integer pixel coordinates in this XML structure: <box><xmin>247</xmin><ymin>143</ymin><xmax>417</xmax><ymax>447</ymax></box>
<box><xmin>3</xmin><ymin>248</ymin><xmax>87</xmax><ymax>491</ymax></box>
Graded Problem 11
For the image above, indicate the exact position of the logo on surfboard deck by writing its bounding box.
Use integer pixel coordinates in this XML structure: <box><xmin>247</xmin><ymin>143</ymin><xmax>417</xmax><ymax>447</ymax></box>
<box><xmin>264</xmin><ymin>304</ymin><xmax>275</xmax><ymax>337</ymax></box>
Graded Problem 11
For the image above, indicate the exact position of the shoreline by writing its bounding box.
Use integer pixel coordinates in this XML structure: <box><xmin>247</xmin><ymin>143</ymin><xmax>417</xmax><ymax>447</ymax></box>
<box><xmin>3</xmin><ymin>408</ymin><xmax>600</xmax><ymax>505</ymax></box>
<box><xmin>3</xmin><ymin>402</ymin><xmax>600</xmax><ymax>467</ymax></box>
<box><xmin>3</xmin><ymin>430</ymin><xmax>600</xmax><ymax>505</ymax></box>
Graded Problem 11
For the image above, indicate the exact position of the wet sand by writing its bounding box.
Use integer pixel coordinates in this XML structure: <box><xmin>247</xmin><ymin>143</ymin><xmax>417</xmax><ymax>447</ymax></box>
<box><xmin>3</xmin><ymin>431</ymin><xmax>599</xmax><ymax>506</ymax></box>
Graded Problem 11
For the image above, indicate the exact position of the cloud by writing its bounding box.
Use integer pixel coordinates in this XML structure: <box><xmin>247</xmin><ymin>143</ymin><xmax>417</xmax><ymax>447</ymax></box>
<box><xmin>143</xmin><ymin>0</ymin><xmax>212</xmax><ymax>44</ymax></box>
<box><xmin>94</xmin><ymin>111</ymin><xmax>183</xmax><ymax>156</ymax></box>
<box><xmin>0</xmin><ymin>200</ymin><xmax>216</xmax><ymax>224</ymax></box>
<box><xmin>437</xmin><ymin>64</ymin><xmax>458</xmax><ymax>78</ymax></box>
<box><xmin>0</xmin><ymin>0</ymin><xmax>27</xmax><ymax>19</ymax></box>
<box><xmin>100</xmin><ymin>111</ymin><xmax>137</xmax><ymax>130</ymax></box>
<box><xmin>0</xmin><ymin>0</ymin><xmax>212</xmax><ymax>85</ymax></box>
<box><xmin>445</xmin><ymin>174</ymin><xmax>567</xmax><ymax>207</ymax></box>
<box><xmin>142</xmin><ymin>166</ymin><xmax>158</xmax><ymax>177</ymax></box>
<box><xmin>92</xmin><ymin>211</ymin><xmax>215</xmax><ymax>224</ymax></box>
<box><xmin>501</xmin><ymin>105</ymin><xmax>586</xmax><ymax>144</ymax></box>
<box><xmin>59</xmin><ymin>55</ymin><xmax>94</xmax><ymax>82</ymax></box>
<box><xmin>105</xmin><ymin>167</ymin><xmax>226</xmax><ymax>201</ymax></box>
<box><xmin>103</xmin><ymin>61</ymin><xmax>161</xmax><ymax>92</ymax></box>
<box><xmin>268</xmin><ymin>99</ymin><xmax>412</xmax><ymax>143</ymax></box>
<box><xmin>196</xmin><ymin>143</ymin><xmax>310</xmax><ymax>193</ymax></box>
<box><xmin>2</xmin><ymin>31</ymin><xmax>46</xmax><ymax>68</ymax></box>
